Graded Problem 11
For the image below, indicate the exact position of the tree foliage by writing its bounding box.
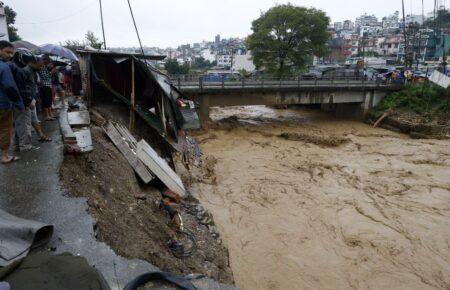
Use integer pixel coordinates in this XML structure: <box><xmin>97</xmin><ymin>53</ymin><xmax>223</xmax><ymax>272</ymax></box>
<box><xmin>5</xmin><ymin>5</ymin><xmax>21</xmax><ymax>41</ymax></box>
<box><xmin>62</xmin><ymin>31</ymin><xmax>103</xmax><ymax>53</ymax></box>
<box><xmin>246</xmin><ymin>4</ymin><xmax>329</xmax><ymax>77</ymax></box>
<box><xmin>61</xmin><ymin>40</ymin><xmax>83</xmax><ymax>53</ymax></box>
<box><xmin>376</xmin><ymin>84</ymin><xmax>450</xmax><ymax>117</ymax></box>
<box><xmin>425</xmin><ymin>9</ymin><xmax>450</xmax><ymax>29</ymax></box>
<box><xmin>164</xmin><ymin>59</ymin><xmax>190</xmax><ymax>75</ymax></box>
<box><xmin>191</xmin><ymin>57</ymin><xmax>215</xmax><ymax>70</ymax></box>
<box><xmin>85</xmin><ymin>31</ymin><xmax>103</xmax><ymax>49</ymax></box>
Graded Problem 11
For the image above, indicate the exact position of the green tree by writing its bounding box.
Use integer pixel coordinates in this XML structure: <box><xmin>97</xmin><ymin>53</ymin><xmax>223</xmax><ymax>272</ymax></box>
<box><xmin>425</xmin><ymin>9</ymin><xmax>450</xmax><ymax>29</ymax></box>
<box><xmin>85</xmin><ymin>31</ymin><xmax>103</xmax><ymax>49</ymax></box>
<box><xmin>246</xmin><ymin>4</ymin><xmax>329</xmax><ymax>77</ymax></box>
<box><xmin>62</xmin><ymin>31</ymin><xmax>103</xmax><ymax>53</ymax></box>
<box><xmin>191</xmin><ymin>57</ymin><xmax>215</xmax><ymax>70</ymax></box>
<box><xmin>164</xmin><ymin>59</ymin><xmax>189</xmax><ymax>75</ymax></box>
<box><xmin>5</xmin><ymin>5</ymin><xmax>21</xmax><ymax>41</ymax></box>
<box><xmin>62</xmin><ymin>40</ymin><xmax>83</xmax><ymax>53</ymax></box>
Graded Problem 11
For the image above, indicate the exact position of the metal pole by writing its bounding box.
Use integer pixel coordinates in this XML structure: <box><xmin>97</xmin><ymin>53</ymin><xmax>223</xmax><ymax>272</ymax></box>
<box><xmin>402</xmin><ymin>0</ymin><xmax>409</xmax><ymax>68</ymax></box>
<box><xmin>99</xmin><ymin>0</ymin><xmax>107</xmax><ymax>49</ymax></box>
<box><xmin>127</xmin><ymin>0</ymin><xmax>145</xmax><ymax>56</ymax></box>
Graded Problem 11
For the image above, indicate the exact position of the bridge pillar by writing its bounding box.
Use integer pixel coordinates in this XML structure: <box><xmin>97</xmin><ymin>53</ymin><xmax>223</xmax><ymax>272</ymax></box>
<box><xmin>196</xmin><ymin>94</ymin><xmax>211</xmax><ymax>127</ymax></box>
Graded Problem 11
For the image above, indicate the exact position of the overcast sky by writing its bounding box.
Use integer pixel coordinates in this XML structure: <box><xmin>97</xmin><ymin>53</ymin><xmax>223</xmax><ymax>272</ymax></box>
<box><xmin>9</xmin><ymin>0</ymin><xmax>437</xmax><ymax>48</ymax></box>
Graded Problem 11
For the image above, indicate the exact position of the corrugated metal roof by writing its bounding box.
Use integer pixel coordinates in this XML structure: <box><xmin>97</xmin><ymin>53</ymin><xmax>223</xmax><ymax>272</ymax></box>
<box><xmin>77</xmin><ymin>49</ymin><xmax>166</xmax><ymax>61</ymax></box>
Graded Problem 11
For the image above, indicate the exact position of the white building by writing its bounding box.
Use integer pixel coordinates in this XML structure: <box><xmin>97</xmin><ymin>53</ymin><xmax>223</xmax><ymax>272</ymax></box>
<box><xmin>382</xmin><ymin>11</ymin><xmax>400</xmax><ymax>29</ymax></box>
<box><xmin>0</xmin><ymin>6</ymin><xmax>9</xmax><ymax>41</ymax></box>
<box><xmin>343</xmin><ymin>20</ymin><xmax>355</xmax><ymax>31</ymax></box>
<box><xmin>359</xmin><ymin>26</ymin><xmax>382</xmax><ymax>37</ymax></box>
<box><xmin>405</xmin><ymin>14</ymin><xmax>424</xmax><ymax>25</ymax></box>
<box><xmin>201</xmin><ymin>49</ymin><xmax>216</xmax><ymax>63</ymax></box>
<box><xmin>356</xmin><ymin>14</ymin><xmax>379</xmax><ymax>28</ymax></box>
<box><xmin>232</xmin><ymin>53</ymin><xmax>256</xmax><ymax>72</ymax></box>
<box><xmin>334</xmin><ymin>22</ymin><xmax>343</xmax><ymax>31</ymax></box>
<box><xmin>217</xmin><ymin>54</ymin><xmax>232</xmax><ymax>68</ymax></box>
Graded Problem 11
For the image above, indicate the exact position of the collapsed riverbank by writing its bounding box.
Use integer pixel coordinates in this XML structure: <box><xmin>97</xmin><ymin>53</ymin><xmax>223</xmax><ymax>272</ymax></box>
<box><xmin>182</xmin><ymin>106</ymin><xmax>450</xmax><ymax>290</ymax></box>
<box><xmin>368</xmin><ymin>84</ymin><xmax>450</xmax><ymax>138</ymax></box>
<box><xmin>59</xmin><ymin>125</ymin><xmax>234</xmax><ymax>284</ymax></box>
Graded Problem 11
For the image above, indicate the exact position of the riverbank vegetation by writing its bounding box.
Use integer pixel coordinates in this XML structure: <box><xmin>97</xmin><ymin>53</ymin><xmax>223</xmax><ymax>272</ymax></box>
<box><xmin>375</xmin><ymin>84</ymin><xmax>450</xmax><ymax>121</ymax></box>
<box><xmin>370</xmin><ymin>84</ymin><xmax>450</xmax><ymax>138</ymax></box>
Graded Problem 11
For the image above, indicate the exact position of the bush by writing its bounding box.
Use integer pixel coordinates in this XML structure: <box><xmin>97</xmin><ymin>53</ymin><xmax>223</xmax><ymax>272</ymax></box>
<box><xmin>376</xmin><ymin>84</ymin><xmax>450</xmax><ymax>117</ymax></box>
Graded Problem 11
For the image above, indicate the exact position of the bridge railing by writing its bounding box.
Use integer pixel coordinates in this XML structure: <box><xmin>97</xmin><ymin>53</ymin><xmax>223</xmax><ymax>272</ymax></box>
<box><xmin>169</xmin><ymin>74</ymin><xmax>397</xmax><ymax>91</ymax></box>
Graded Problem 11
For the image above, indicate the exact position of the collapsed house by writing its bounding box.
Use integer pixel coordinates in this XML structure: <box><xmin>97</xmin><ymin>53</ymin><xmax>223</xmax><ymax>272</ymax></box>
<box><xmin>77</xmin><ymin>50</ymin><xmax>200</xmax><ymax>156</ymax></box>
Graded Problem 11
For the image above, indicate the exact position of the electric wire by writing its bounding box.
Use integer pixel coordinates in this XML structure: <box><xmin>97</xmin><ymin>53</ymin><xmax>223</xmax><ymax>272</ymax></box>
<box><xmin>126</xmin><ymin>0</ymin><xmax>145</xmax><ymax>56</ymax></box>
<box><xmin>17</xmin><ymin>0</ymin><xmax>97</xmax><ymax>25</ymax></box>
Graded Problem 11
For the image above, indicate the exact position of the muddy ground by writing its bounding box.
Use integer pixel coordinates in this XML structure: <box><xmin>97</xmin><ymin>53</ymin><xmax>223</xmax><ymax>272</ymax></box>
<box><xmin>60</xmin><ymin>126</ymin><xmax>233</xmax><ymax>284</ymax></box>
<box><xmin>368</xmin><ymin>108</ymin><xmax>450</xmax><ymax>139</ymax></box>
<box><xmin>181</xmin><ymin>106</ymin><xmax>450</xmax><ymax>290</ymax></box>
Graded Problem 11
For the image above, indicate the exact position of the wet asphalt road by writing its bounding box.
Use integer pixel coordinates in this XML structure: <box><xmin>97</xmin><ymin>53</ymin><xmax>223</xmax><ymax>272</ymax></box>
<box><xmin>0</xmin><ymin>119</ymin><xmax>236</xmax><ymax>290</ymax></box>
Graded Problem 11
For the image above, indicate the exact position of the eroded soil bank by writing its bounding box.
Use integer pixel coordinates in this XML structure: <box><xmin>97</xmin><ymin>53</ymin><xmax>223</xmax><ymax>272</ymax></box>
<box><xmin>60</xmin><ymin>126</ymin><xmax>234</xmax><ymax>284</ymax></box>
<box><xmin>183</xmin><ymin>106</ymin><xmax>450</xmax><ymax>290</ymax></box>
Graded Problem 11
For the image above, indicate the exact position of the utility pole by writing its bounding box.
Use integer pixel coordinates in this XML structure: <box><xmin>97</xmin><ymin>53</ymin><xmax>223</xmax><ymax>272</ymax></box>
<box><xmin>442</xmin><ymin>1</ymin><xmax>448</xmax><ymax>74</ymax></box>
<box><xmin>402</xmin><ymin>0</ymin><xmax>409</xmax><ymax>69</ymax></box>
<box><xmin>99</xmin><ymin>0</ymin><xmax>107</xmax><ymax>49</ymax></box>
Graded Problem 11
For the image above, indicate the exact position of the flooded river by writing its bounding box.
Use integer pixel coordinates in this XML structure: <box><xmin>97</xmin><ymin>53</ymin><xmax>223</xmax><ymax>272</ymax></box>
<box><xmin>185</xmin><ymin>106</ymin><xmax>450</xmax><ymax>290</ymax></box>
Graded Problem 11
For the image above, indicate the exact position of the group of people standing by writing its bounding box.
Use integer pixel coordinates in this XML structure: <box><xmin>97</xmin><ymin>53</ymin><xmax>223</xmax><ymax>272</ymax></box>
<box><xmin>0</xmin><ymin>40</ymin><xmax>74</xmax><ymax>164</ymax></box>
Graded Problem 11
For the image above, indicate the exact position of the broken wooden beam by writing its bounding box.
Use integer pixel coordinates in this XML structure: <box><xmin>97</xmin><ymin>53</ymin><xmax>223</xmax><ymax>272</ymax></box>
<box><xmin>136</xmin><ymin>139</ymin><xmax>186</xmax><ymax>197</ymax></box>
<box><xmin>104</xmin><ymin>122</ymin><xmax>154</xmax><ymax>184</ymax></box>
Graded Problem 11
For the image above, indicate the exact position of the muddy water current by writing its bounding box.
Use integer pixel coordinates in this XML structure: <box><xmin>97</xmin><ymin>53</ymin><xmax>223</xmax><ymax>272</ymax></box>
<box><xmin>184</xmin><ymin>106</ymin><xmax>450</xmax><ymax>290</ymax></box>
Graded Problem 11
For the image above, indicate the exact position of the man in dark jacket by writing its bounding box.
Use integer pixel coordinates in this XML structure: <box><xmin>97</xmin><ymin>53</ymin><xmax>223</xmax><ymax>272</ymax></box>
<box><xmin>9</xmin><ymin>51</ymin><xmax>36</xmax><ymax>151</ymax></box>
<box><xmin>0</xmin><ymin>41</ymin><xmax>23</xmax><ymax>164</ymax></box>
<box><xmin>23</xmin><ymin>56</ymin><xmax>51</xmax><ymax>142</ymax></box>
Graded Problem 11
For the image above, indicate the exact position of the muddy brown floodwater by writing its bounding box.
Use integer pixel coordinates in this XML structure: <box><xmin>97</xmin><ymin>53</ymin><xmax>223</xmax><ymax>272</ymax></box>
<box><xmin>181</xmin><ymin>106</ymin><xmax>450</xmax><ymax>290</ymax></box>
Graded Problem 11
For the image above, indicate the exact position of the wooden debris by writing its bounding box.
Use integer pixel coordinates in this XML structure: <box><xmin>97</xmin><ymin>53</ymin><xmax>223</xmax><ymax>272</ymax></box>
<box><xmin>90</xmin><ymin>109</ymin><xmax>107</xmax><ymax>127</ymax></box>
<box><xmin>104</xmin><ymin>122</ymin><xmax>154</xmax><ymax>184</ymax></box>
<box><xmin>373</xmin><ymin>109</ymin><xmax>394</xmax><ymax>128</ymax></box>
<box><xmin>137</xmin><ymin>139</ymin><xmax>186</xmax><ymax>197</ymax></box>
<box><xmin>162</xmin><ymin>189</ymin><xmax>182</xmax><ymax>204</ymax></box>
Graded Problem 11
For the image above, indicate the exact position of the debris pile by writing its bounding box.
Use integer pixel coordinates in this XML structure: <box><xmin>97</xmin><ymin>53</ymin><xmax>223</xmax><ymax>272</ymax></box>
<box><xmin>278</xmin><ymin>132</ymin><xmax>350</xmax><ymax>147</ymax></box>
<box><xmin>59</xmin><ymin>111</ymin><xmax>234</xmax><ymax>283</ymax></box>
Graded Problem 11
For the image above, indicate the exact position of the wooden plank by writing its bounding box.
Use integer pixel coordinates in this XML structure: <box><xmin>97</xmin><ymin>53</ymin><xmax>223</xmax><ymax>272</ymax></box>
<box><xmin>137</xmin><ymin>139</ymin><xmax>186</xmax><ymax>197</ymax></box>
<box><xmin>104</xmin><ymin>122</ymin><xmax>154</xmax><ymax>184</ymax></box>
<box><xmin>68</xmin><ymin>111</ymin><xmax>91</xmax><ymax>126</ymax></box>
<box><xmin>129</xmin><ymin>57</ymin><xmax>136</xmax><ymax>131</ymax></box>
<box><xmin>74</xmin><ymin>129</ymin><xmax>93</xmax><ymax>153</ymax></box>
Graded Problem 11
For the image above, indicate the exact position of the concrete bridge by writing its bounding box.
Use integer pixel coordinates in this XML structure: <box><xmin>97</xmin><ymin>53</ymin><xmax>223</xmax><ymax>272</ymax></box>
<box><xmin>171</xmin><ymin>76</ymin><xmax>403</xmax><ymax>124</ymax></box>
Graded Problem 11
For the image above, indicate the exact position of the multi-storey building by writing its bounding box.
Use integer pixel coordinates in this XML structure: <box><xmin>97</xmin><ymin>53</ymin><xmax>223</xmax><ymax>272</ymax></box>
<box><xmin>343</xmin><ymin>20</ymin><xmax>355</xmax><ymax>31</ymax></box>
<box><xmin>382</xmin><ymin>11</ymin><xmax>400</xmax><ymax>29</ymax></box>
<box><xmin>355</xmin><ymin>14</ymin><xmax>379</xmax><ymax>28</ymax></box>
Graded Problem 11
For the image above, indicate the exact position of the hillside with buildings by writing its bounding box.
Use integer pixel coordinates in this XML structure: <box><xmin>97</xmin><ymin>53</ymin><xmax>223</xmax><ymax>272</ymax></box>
<box><xmin>110</xmin><ymin>6</ymin><xmax>450</xmax><ymax>76</ymax></box>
